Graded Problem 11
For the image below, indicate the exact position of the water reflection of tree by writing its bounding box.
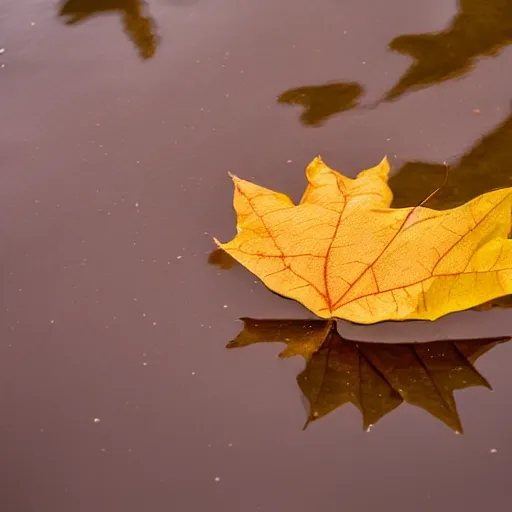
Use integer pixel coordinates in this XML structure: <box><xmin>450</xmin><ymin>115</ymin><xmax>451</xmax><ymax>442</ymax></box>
<box><xmin>229</xmin><ymin>318</ymin><xmax>510</xmax><ymax>432</ymax></box>
<box><xmin>390</xmin><ymin>113</ymin><xmax>512</xmax><ymax>209</ymax></box>
<box><xmin>277</xmin><ymin>83</ymin><xmax>363</xmax><ymax>126</ymax></box>
<box><xmin>386</xmin><ymin>0</ymin><xmax>512</xmax><ymax>101</ymax></box>
<box><xmin>58</xmin><ymin>0</ymin><xmax>159</xmax><ymax>59</ymax></box>
<box><xmin>277</xmin><ymin>0</ymin><xmax>512</xmax><ymax>124</ymax></box>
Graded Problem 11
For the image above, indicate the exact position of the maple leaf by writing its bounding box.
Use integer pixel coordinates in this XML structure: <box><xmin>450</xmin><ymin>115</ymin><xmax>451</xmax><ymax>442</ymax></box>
<box><xmin>58</xmin><ymin>0</ymin><xmax>159</xmax><ymax>59</ymax></box>
<box><xmin>228</xmin><ymin>318</ymin><xmax>510</xmax><ymax>432</ymax></box>
<box><xmin>215</xmin><ymin>157</ymin><xmax>512</xmax><ymax>323</ymax></box>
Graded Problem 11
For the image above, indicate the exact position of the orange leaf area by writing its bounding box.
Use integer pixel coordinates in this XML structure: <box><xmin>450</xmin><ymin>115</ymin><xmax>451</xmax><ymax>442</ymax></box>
<box><xmin>216</xmin><ymin>157</ymin><xmax>512</xmax><ymax>323</ymax></box>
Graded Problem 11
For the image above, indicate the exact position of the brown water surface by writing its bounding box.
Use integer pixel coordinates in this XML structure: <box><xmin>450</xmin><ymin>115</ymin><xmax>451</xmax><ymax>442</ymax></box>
<box><xmin>1</xmin><ymin>1</ymin><xmax>512</xmax><ymax>511</ymax></box>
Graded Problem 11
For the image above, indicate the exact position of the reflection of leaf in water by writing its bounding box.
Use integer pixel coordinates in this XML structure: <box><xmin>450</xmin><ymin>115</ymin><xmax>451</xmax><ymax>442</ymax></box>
<box><xmin>228</xmin><ymin>318</ymin><xmax>510</xmax><ymax>432</ymax></box>
<box><xmin>386</xmin><ymin>0</ymin><xmax>512</xmax><ymax>101</ymax></box>
<box><xmin>208</xmin><ymin>248</ymin><xmax>237</xmax><ymax>270</ymax></box>
<box><xmin>277</xmin><ymin>82</ymin><xmax>363</xmax><ymax>126</ymax></box>
<box><xmin>58</xmin><ymin>0</ymin><xmax>159</xmax><ymax>59</ymax></box>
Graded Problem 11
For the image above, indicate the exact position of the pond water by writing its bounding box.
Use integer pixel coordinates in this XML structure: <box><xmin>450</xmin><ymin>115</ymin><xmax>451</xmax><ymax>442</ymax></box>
<box><xmin>1</xmin><ymin>0</ymin><xmax>512</xmax><ymax>510</ymax></box>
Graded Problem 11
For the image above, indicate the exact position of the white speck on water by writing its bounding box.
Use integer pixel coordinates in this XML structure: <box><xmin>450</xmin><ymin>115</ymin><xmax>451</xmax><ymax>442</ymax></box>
<box><xmin>177</xmin><ymin>255</ymin><xmax>182</xmax><ymax>260</ymax></box>
<box><xmin>0</xmin><ymin>49</ymin><xmax>5</xmax><ymax>54</ymax></box>
<box><xmin>214</xmin><ymin>477</ymin><xmax>220</xmax><ymax>482</ymax></box>
<box><xmin>93</xmin><ymin>418</ymin><xmax>101</xmax><ymax>423</ymax></box>
<box><xmin>30</xmin><ymin>22</ymin><xmax>35</xmax><ymax>26</ymax></box>
<box><xmin>142</xmin><ymin>362</ymin><xmax>148</xmax><ymax>366</ymax></box>
<box><xmin>286</xmin><ymin>159</ymin><xmax>292</xmax><ymax>163</ymax></box>
<box><xmin>490</xmin><ymin>448</ymin><xmax>498</xmax><ymax>453</ymax></box>
<box><xmin>191</xmin><ymin>371</ymin><xmax>196</xmax><ymax>375</ymax></box>
<box><xmin>223</xmin><ymin>305</ymin><xmax>228</xmax><ymax>308</ymax></box>
<box><xmin>228</xmin><ymin>443</ymin><xmax>233</xmax><ymax>447</ymax></box>
<box><xmin>50</xmin><ymin>319</ymin><xmax>55</xmax><ymax>324</ymax></box>
<box><xmin>152</xmin><ymin>322</ymin><xmax>157</xmax><ymax>326</ymax></box>
<box><xmin>142</xmin><ymin>313</ymin><xmax>146</xmax><ymax>317</ymax></box>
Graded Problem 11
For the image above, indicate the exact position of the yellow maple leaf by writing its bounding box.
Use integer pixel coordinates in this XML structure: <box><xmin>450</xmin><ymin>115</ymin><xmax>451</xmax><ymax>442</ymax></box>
<box><xmin>215</xmin><ymin>157</ymin><xmax>512</xmax><ymax>324</ymax></box>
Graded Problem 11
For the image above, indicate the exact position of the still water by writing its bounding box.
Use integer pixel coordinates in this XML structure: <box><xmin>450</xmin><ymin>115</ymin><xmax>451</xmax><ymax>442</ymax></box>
<box><xmin>1</xmin><ymin>0</ymin><xmax>512</xmax><ymax>510</ymax></box>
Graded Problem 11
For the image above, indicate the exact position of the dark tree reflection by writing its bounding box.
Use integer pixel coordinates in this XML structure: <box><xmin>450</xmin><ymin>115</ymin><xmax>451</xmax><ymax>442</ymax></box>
<box><xmin>58</xmin><ymin>0</ymin><xmax>159</xmax><ymax>59</ymax></box>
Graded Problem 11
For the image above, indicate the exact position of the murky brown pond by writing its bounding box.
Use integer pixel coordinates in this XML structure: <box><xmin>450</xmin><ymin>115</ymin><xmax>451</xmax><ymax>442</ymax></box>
<box><xmin>1</xmin><ymin>0</ymin><xmax>512</xmax><ymax>510</ymax></box>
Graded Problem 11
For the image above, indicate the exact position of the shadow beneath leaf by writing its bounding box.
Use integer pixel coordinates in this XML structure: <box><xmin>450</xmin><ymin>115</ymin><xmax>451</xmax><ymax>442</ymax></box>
<box><xmin>277</xmin><ymin>82</ymin><xmax>363</xmax><ymax>126</ymax></box>
<box><xmin>385</xmin><ymin>0</ymin><xmax>512</xmax><ymax>101</ymax></box>
<box><xmin>389</xmin><ymin>113</ymin><xmax>512</xmax><ymax>209</ymax></box>
<box><xmin>208</xmin><ymin>248</ymin><xmax>238</xmax><ymax>270</ymax></box>
<box><xmin>58</xmin><ymin>0</ymin><xmax>159</xmax><ymax>59</ymax></box>
<box><xmin>228</xmin><ymin>318</ymin><xmax>510</xmax><ymax>432</ymax></box>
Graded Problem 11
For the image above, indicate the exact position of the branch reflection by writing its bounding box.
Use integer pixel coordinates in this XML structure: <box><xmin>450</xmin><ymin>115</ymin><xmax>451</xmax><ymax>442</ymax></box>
<box><xmin>277</xmin><ymin>0</ymin><xmax>512</xmax><ymax>125</ymax></box>
<box><xmin>386</xmin><ymin>0</ymin><xmax>512</xmax><ymax>101</ymax></box>
<box><xmin>277</xmin><ymin>82</ymin><xmax>363</xmax><ymax>127</ymax></box>
<box><xmin>58</xmin><ymin>0</ymin><xmax>159</xmax><ymax>59</ymax></box>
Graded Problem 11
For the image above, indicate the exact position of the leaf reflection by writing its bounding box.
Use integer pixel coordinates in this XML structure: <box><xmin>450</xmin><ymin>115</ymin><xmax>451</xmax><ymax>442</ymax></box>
<box><xmin>228</xmin><ymin>318</ymin><xmax>510</xmax><ymax>432</ymax></box>
<box><xmin>58</xmin><ymin>0</ymin><xmax>159</xmax><ymax>59</ymax></box>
